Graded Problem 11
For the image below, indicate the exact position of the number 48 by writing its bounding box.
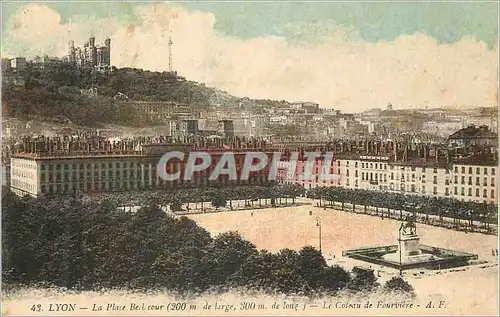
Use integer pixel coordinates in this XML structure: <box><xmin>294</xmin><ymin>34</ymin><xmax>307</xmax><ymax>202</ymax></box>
<box><xmin>30</xmin><ymin>304</ymin><xmax>42</xmax><ymax>312</ymax></box>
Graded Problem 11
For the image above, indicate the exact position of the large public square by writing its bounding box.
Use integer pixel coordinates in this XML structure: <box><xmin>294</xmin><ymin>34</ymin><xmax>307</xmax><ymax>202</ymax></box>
<box><xmin>188</xmin><ymin>203</ymin><xmax>499</xmax><ymax>315</ymax></box>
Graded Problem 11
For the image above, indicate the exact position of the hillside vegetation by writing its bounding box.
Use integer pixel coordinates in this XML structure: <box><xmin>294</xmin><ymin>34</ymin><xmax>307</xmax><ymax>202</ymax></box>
<box><xmin>2</xmin><ymin>61</ymin><xmax>239</xmax><ymax>127</ymax></box>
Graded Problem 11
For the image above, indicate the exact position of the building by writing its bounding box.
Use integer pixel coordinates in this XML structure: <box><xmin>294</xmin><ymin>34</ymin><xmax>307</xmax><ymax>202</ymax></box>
<box><xmin>277</xmin><ymin>156</ymin><xmax>339</xmax><ymax>189</ymax></box>
<box><xmin>336</xmin><ymin>154</ymin><xmax>498</xmax><ymax>204</ymax></box>
<box><xmin>180</xmin><ymin>119</ymin><xmax>199</xmax><ymax>135</ymax></box>
<box><xmin>9</xmin><ymin>57</ymin><xmax>27</xmax><ymax>71</ymax></box>
<box><xmin>448</xmin><ymin>125</ymin><xmax>498</xmax><ymax>148</ymax></box>
<box><xmin>218</xmin><ymin>120</ymin><xmax>235</xmax><ymax>138</ymax></box>
<box><xmin>65</xmin><ymin>37</ymin><xmax>111</xmax><ymax>72</ymax></box>
<box><xmin>10</xmin><ymin>145</ymin><xmax>274</xmax><ymax>198</ymax></box>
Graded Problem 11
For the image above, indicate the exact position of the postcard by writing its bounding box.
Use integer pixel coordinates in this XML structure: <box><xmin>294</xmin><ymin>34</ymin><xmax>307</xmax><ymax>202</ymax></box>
<box><xmin>1</xmin><ymin>1</ymin><xmax>498</xmax><ymax>316</ymax></box>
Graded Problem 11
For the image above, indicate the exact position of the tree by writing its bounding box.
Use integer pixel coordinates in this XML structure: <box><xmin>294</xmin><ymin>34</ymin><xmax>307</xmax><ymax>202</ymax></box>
<box><xmin>211</xmin><ymin>190</ymin><xmax>227</xmax><ymax>209</ymax></box>
<box><xmin>317</xmin><ymin>265</ymin><xmax>351</xmax><ymax>294</ymax></box>
<box><xmin>349</xmin><ymin>267</ymin><xmax>379</xmax><ymax>292</ymax></box>
<box><xmin>203</xmin><ymin>232</ymin><xmax>258</xmax><ymax>287</ymax></box>
<box><xmin>296</xmin><ymin>246</ymin><xmax>327</xmax><ymax>289</ymax></box>
<box><xmin>382</xmin><ymin>276</ymin><xmax>415</xmax><ymax>297</ymax></box>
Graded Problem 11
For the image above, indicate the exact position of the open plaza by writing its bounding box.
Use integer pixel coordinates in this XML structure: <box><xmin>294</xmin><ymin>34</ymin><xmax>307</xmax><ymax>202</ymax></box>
<box><xmin>188</xmin><ymin>203</ymin><xmax>499</xmax><ymax>315</ymax></box>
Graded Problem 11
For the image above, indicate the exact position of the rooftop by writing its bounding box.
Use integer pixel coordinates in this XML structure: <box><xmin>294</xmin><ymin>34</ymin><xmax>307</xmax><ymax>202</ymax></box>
<box><xmin>449</xmin><ymin>125</ymin><xmax>498</xmax><ymax>140</ymax></box>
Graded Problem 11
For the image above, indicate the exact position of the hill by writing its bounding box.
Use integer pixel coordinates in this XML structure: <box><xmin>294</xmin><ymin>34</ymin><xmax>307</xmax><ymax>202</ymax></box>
<box><xmin>2</xmin><ymin>61</ymin><xmax>240</xmax><ymax>127</ymax></box>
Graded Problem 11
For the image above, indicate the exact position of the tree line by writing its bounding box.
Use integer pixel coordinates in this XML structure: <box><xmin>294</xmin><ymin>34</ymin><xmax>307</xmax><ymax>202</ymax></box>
<box><xmin>2</xmin><ymin>186</ymin><xmax>413</xmax><ymax>297</ymax></box>
<box><xmin>78</xmin><ymin>183</ymin><xmax>307</xmax><ymax>211</ymax></box>
<box><xmin>307</xmin><ymin>187</ymin><xmax>497</xmax><ymax>232</ymax></box>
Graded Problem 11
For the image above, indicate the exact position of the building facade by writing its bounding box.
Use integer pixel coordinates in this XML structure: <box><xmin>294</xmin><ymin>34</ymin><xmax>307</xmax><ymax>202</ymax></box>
<box><xmin>10</xmin><ymin>149</ymin><xmax>274</xmax><ymax>198</ymax></box>
<box><xmin>65</xmin><ymin>37</ymin><xmax>111</xmax><ymax>72</ymax></box>
<box><xmin>336</xmin><ymin>155</ymin><xmax>498</xmax><ymax>204</ymax></box>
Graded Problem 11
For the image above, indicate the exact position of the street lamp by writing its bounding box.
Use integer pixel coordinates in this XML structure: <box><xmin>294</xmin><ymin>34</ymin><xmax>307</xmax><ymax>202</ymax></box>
<box><xmin>398</xmin><ymin>224</ymin><xmax>403</xmax><ymax>277</ymax></box>
<box><xmin>316</xmin><ymin>217</ymin><xmax>322</xmax><ymax>253</ymax></box>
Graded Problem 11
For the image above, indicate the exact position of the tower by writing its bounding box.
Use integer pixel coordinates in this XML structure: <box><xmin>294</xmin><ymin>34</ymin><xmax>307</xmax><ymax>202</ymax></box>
<box><xmin>68</xmin><ymin>40</ymin><xmax>75</xmax><ymax>64</ymax></box>
<box><xmin>104</xmin><ymin>38</ymin><xmax>111</xmax><ymax>67</ymax></box>
<box><xmin>168</xmin><ymin>32</ymin><xmax>173</xmax><ymax>72</ymax></box>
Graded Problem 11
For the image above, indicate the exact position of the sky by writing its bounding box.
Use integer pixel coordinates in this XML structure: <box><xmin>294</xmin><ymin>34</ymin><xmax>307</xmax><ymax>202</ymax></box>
<box><xmin>1</xmin><ymin>1</ymin><xmax>498</xmax><ymax>111</ymax></box>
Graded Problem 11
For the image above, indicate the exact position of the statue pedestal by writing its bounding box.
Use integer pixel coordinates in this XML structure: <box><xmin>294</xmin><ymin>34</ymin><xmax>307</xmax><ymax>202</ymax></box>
<box><xmin>399</xmin><ymin>234</ymin><xmax>421</xmax><ymax>257</ymax></box>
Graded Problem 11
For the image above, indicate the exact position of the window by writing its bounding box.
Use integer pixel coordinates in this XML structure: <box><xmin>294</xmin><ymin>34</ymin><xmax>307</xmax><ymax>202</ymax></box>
<box><xmin>484</xmin><ymin>178</ymin><xmax>488</xmax><ymax>186</ymax></box>
<box><xmin>64</xmin><ymin>164</ymin><xmax>68</xmax><ymax>170</ymax></box>
<box><xmin>468</xmin><ymin>177</ymin><xmax>472</xmax><ymax>185</ymax></box>
<box><xmin>411</xmin><ymin>184</ymin><xmax>415</xmax><ymax>192</ymax></box>
<box><xmin>56</xmin><ymin>164</ymin><xmax>61</xmax><ymax>170</ymax></box>
<box><xmin>461</xmin><ymin>167</ymin><xmax>465</xmax><ymax>173</ymax></box>
<box><xmin>492</xmin><ymin>168</ymin><xmax>496</xmax><ymax>175</ymax></box>
<box><xmin>391</xmin><ymin>173</ymin><xmax>394</xmax><ymax>180</ymax></box>
<box><xmin>422</xmin><ymin>186</ymin><xmax>426</xmax><ymax>193</ymax></box>
<box><xmin>475</xmin><ymin>188</ymin><xmax>479</xmax><ymax>197</ymax></box>
<box><xmin>445</xmin><ymin>188</ymin><xmax>449</xmax><ymax>196</ymax></box>
<box><xmin>370</xmin><ymin>163</ymin><xmax>373</xmax><ymax>168</ymax></box>
<box><xmin>375</xmin><ymin>163</ymin><xmax>378</xmax><ymax>169</ymax></box>
<box><xmin>355</xmin><ymin>179</ymin><xmax>358</xmax><ymax>187</ymax></box>
<box><xmin>41</xmin><ymin>164</ymin><xmax>46</xmax><ymax>171</ymax></box>
<box><xmin>454</xmin><ymin>187</ymin><xmax>458</xmax><ymax>195</ymax></box>
<box><xmin>361</xmin><ymin>172</ymin><xmax>364</xmax><ymax>180</ymax></box>
<box><xmin>483</xmin><ymin>189</ymin><xmax>487</xmax><ymax>198</ymax></box>
<box><xmin>346</xmin><ymin>170</ymin><xmax>350</xmax><ymax>177</ymax></box>
<box><xmin>433</xmin><ymin>187</ymin><xmax>437</xmax><ymax>194</ymax></box>
<box><xmin>469</xmin><ymin>167</ymin><xmax>472</xmax><ymax>174</ymax></box>
<box><xmin>433</xmin><ymin>176</ymin><xmax>437</xmax><ymax>184</ymax></box>
<box><xmin>346</xmin><ymin>161</ymin><xmax>349</xmax><ymax>166</ymax></box>
<box><xmin>468</xmin><ymin>188</ymin><xmax>472</xmax><ymax>196</ymax></box>
<box><xmin>492</xmin><ymin>178</ymin><xmax>495</xmax><ymax>187</ymax></box>
<box><xmin>461</xmin><ymin>176</ymin><xmax>465</xmax><ymax>184</ymax></box>
<box><xmin>484</xmin><ymin>167</ymin><xmax>488</xmax><ymax>175</ymax></box>
<box><xmin>476</xmin><ymin>167</ymin><xmax>480</xmax><ymax>174</ymax></box>
<box><xmin>355</xmin><ymin>162</ymin><xmax>358</xmax><ymax>168</ymax></box>
<box><xmin>454</xmin><ymin>166</ymin><xmax>458</xmax><ymax>173</ymax></box>
<box><xmin>476</xmin><ymin>177</ymin><xmax>480</xmax><ymax>186</ymax></box>
<box><xmin>491</xmin><ymin>189</ymin><xmax>495</xmax><ymax>198</ymax></box>
<box><xmin>433</xmin><ymin>168</ymin><xmax>437</xmax><ymax>173</ymax></box>
<box><xmin>361</xmin><ymin>163</ymin><xmax>364</xmax><ymax>168</ymax></box>
<box><xmin>41</xmin><ymin>185</ymin><xmax>46</xmax><ymax>194</ymax></box>
<box><xmin>461</xmin><ymin>187</ymin><xmax>465</xmax><ymax>196</ymax></box>
<box><xmin>355</xmin><ymin>170</ymin><xmax>358</xmax><ymax>177</ymax></box>
<box><xmin>454</xmin><ymin>176</ymin><xmax>458</xmax><ymax>184</ymax></box>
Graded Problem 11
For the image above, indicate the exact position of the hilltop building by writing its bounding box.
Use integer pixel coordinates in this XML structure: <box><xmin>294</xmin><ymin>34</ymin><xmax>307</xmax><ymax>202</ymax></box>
<box><xmin>64</xmin><ymin>37</ymin><xmax>111</xmax><ymax>72</ymax></box>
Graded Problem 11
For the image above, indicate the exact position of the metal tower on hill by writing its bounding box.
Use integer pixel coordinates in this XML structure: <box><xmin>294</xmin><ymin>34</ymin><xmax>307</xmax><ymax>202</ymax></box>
<box><xmin>168</xmin><ymin>29</ymin><xmax>173</xmax><ymax>72</ymax></box>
